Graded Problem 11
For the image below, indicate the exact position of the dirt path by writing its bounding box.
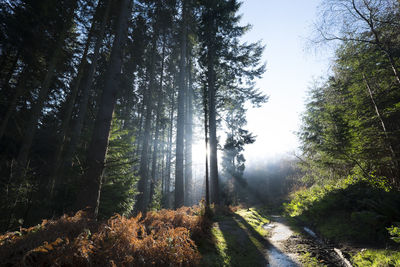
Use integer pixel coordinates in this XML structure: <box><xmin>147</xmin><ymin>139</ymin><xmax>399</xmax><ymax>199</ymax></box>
<box><xmin>263</xmin><ymin>215</ymin><xmax>301</xmax><ymax>266</ymax></box>
<box><xmin>200</xmin><ymin>208</ymin><xmax>349</xmax><ymax>266</ymax></box>
<box><xmin>265</xmin><ymin>215</ymin><xmax>350</xmax><ymax>267</ymax></box>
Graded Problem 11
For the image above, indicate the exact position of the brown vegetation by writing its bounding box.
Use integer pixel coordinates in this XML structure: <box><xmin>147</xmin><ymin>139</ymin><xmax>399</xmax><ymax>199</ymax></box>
<box><xmin>0</xmin><ymin>206</ymin><xmax>210</xmax><ymax>266</ymax></box>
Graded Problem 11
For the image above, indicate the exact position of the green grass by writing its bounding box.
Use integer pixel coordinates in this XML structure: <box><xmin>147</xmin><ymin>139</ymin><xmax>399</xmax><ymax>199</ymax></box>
<box><xmin>300</xmin><ymin>252</ymin><xmax>327</xmax><ymax>267</ymax></box>
<box><xmin>352</xmin><ymin>249</ymin><xmax>400</xmax><ymax>266</ymax></box>
<box><xmin>198</xmin><ymin>207</ymin><xmax>271</xmax><ymax>267</ymax></box>
<box><xmin>235</xmin><ymin>207</ymin><xmax>270</xmax><ymax>237</ymax></box>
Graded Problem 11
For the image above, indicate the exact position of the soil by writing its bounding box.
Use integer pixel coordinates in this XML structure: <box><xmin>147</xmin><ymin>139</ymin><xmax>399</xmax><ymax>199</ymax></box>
<box><xmin>265</xmin><ymin>215</ymin><xmax>351</xmax><ymax>267</ymax></box>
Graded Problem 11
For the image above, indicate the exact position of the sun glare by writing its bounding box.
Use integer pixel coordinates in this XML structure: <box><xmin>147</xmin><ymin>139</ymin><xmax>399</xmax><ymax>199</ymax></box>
<box><xmin>191</xmin><ymin>142</ymin><xmax>208</xmax><ymax>165</ymax></box>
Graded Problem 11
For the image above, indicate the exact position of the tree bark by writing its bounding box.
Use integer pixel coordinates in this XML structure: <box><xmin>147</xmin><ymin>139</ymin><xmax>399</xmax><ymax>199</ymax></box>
<box><xmin>49</xmin><ymin>0</ymin><xmax>105</xmax><ymax>196</ymax></box>
<box><xmin>135</xmin><ymin>4</ymin><xmax>161</xmax><ymax>214</ymax></box>
<box><xmin>208</xmin><ymin>46</ymin><xmax>219</xmax><ymax>205</ymax></box>
<box><xmin>63</xmin><ymin>0</ymin><xmax>111</xmax><ymax>171</ymax></box>
<box><xmin>164</xmin><ymin>86</ymin><xmax>175</xmax><ymax>209</ymax></box>
<box><xmin>175</xmin><ymin>0</ymin><xmax>188</xmax><ymax>209</ymax></box>
<box><xmin>148</xmin><ymin>36</ymin><xmax>166</xmax><ymax>209</ymax></box>
<box><xmin>75</xmin><ymin>0</ymin><xmax>130</xmax><ymax>217</ymax></box>
<box><xmin>203</xmin><ymin>84</ymin><xmax>210</xmax><ymax>207</ymax></box>
<box><xmin>184</xmin><ymin>55</ymin><xmax>193</xmax><ymax>206</ymax></box>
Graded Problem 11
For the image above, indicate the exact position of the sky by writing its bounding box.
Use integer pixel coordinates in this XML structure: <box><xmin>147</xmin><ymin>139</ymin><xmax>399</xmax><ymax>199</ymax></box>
<box><xmin>238</xmin><ymin>0</ymin><xmax>334</xmax><ymax>164</ymax></box>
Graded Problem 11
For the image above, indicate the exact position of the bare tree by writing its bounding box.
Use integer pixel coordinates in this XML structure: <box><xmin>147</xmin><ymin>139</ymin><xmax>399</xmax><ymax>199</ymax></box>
<box><xmin>315</xmin><ymin>0</ymin><xmax>400</xmax><ymax>84</ymax></box>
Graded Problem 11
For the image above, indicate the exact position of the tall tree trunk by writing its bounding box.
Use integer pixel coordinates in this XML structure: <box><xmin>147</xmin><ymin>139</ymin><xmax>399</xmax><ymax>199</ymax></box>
<box><xmin>75</xmin><ymin>0</ymin><xmax>130</xmax><ymax>217</ymax></box>
<box><xmin>14</xmin><ymin>1</ymin><xmax>78</xmax><ymax>180</ymax></box>
<box><xmin>203</xmin><ymin>84</ymin><xmax>210</xmax><ymax>207</ymax></box>
<box><xmin>161</xmin><ymin>126</ymin><xmax>166</xmax><ymax>199</ymax></box>
<box><xmin>164</xmin><ymin>86</ymin><xmax>175</xmax><ymax>209</ymax></box>
<box><xmin>148</xmin><ymin>37</ymin><xmax>166</xmax><ymax>209</ymax></box>
<box><xmin>184</xmin><ymin>55</ymin><xmax>193</xmax><ymax>206</ymax></box>
<box><xmin>63</xmin><ymin>0</ymin><xmax>111</xmax><ymax>171</ymax></box>
<box><xmin>175</xmin><ymin>0</ymin><xmax>188</xmax><ymax>209</ymax></box>
<box><xmin>208</xmin><ymin>47</ymin><xmax>219</xmax><ymax>205</ymax></box>
<box><xmin>134</xmin><ymin>94</ymin><xmax>145</xmax><ymax>160</ymax></box>
<box><xmin>135</xmin><ymin>5</ymin><xmax>161</xmax><ymax>214</ymax></box>
<box><xmin>49</xmin><ymin>0</ymin><xmax>105</xmax><ymax>196</ymax></box>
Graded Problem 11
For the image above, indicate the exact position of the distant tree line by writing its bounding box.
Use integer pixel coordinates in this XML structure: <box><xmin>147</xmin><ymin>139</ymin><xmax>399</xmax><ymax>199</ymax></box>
<box><xmin>0</xmin><ymin>0</ymin><xmax>265</xmax><ymax>230</ymax></box>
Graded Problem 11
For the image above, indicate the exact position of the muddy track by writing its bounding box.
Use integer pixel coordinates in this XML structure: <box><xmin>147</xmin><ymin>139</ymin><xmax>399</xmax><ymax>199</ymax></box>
<box><xmin>265</xmin><ymin>215</ymin><xmax>350</xmax><ymax>267</ymax></box>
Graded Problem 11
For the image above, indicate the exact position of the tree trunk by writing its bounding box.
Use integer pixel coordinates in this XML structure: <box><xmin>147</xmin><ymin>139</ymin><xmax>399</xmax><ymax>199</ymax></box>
<box><xmin>175</xmin><ymin>0</ymin><xmax>188</xmax><ymax>209</ymax></box>
<box><xmin>135</xmin><ymin>5</ymin><xmax>161</xmax><ymax>214</ymax></box>
<box><xmin>63</xmin><ymin>0</ymin><xmax>111</xmax><ymax>171</ymax></box>
<box><xmin>49</xmin><ymin>0</ymin><xmax>105</xmax><ymax>196</ymax></box>
<box><xmin>75</xmin><ymin>0</ymin><xmax>130</xmax><ymax>217</ymax></box>
<box><xmin>184</xmin><ymin>55</ymin><xmax>193</xmax><ymax>206</ymax></box>
<box><xmin>203</xmin><ymin>84</ymin><xmax>210</xmax><ymax>207</ymax></box>
<box><xmin>148</xmin><ymin>36</ymin><xmax>166</xmax><ymax>209</ymax></box>
<box><xmin>208</xmin><ymin>47</ymin><xmax>219</xmax><ymax>205</ymax></box>
<box><xmin>164</xmin><ymin>86</ymin><xmax>175</xmax><ymax>209</ymax></box>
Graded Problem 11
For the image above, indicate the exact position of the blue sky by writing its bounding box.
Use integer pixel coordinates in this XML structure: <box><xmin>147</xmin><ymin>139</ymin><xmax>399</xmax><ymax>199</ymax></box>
<box><xmin>239</xmin><ymin>0</ymin><xmax>334</xmax><ymax>163</ymax></box>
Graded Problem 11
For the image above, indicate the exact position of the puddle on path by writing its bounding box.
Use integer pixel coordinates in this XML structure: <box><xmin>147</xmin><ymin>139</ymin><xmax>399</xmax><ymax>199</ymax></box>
<box><xmin>263</xmin><ymin>216</ymin><xmax>300</xmax><ymax>267</ymax></box>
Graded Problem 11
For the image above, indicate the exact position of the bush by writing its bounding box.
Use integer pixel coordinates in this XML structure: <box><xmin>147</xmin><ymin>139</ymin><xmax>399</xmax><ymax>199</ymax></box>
<box><xmin>284</xmin><ymin>177</ymin><xmax>400</xmax><ymax>245</ymax></box>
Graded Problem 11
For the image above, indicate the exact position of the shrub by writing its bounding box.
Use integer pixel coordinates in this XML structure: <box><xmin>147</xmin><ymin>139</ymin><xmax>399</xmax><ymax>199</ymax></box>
<box><xmin>284</xmin><ymin>178</ymin><xmax>400</xmax><ymax>245</ymax></box>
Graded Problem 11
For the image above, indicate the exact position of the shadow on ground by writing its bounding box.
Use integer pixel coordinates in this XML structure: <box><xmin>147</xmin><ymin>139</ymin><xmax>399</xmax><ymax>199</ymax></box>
<box><xmin>199</xmin><ymin>208</ymin><xmax>299</xmax><ymax>267</ymax></box>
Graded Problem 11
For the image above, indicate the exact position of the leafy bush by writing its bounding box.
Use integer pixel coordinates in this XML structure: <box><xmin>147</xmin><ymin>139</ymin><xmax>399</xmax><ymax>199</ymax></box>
<box><xmin>387</xmin><ymin>225</ymin><xmax>400</xmax><ymax>244</ymax></box>
<box><xmin>0</xmin><ymin>207</ymin><xmax>207</xmax><ymax>266</ymax></box>
<box><xmin>352</xmin><ymin>249</ymin><xmax>400</xmax><ymax>267</ymax></box>
<box><xmin>284</xmin><ymin>177</ymin><xmax>400</xmax><ymax>245</ymax></box>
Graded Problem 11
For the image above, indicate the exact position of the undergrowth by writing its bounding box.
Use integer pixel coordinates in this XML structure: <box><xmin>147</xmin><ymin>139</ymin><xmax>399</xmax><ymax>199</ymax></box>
<box><xmin>284</xmin><ymin>177</ymin><xmax>400</xmax><ymax>245</ymax></box>
<box><xmin>0</xmin><ymin>206</ymin><xmax>210</xmax><ymax>266</ymax></box>
<box><xmin>352</xmin><ymin>249</ymin><xmax>400</xmax><ymax>267</ymax></box>
<box><xmin>284</xmin><ymin>176</ymin><xmax>400</xmax><ymax>266</ymax></box>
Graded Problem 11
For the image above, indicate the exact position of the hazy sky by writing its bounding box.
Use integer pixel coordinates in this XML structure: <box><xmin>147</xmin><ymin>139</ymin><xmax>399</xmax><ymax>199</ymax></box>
<box><xmin>239</xmin><ymin>0</ymin><xmax>334</xmax><ymax>163</ymax></box>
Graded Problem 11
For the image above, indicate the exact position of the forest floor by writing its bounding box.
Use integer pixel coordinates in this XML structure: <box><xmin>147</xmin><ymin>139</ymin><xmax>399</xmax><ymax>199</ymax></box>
<box><xmin>199</xmin><ymin>206</ymin><xmax>348</xmax><ymax>267</ymax></box>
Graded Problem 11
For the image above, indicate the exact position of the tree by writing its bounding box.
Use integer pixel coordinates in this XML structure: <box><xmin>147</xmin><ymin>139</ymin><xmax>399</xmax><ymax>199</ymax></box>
<box><xmin>198</xmin><ymin>0</ymin><xmax>266</xmax><ymax>204</ymax></box>
<box><xmin>174</xmin><ymin>0</ymin><xmax>189</xmax><ymax>209</ymax></box>
<box><xmin>75</xmin><ymin>0</ymin><xmax>131</xmax><ymax>217</ymax></box>
<box><xmin>316</xmin><ymin>0</ymin><xmax>400</xmax><ymax>85</ymax></box>
<box><xmin>221</xmin><ymin>103</ymin><xmax>255</xmax><ymax>205</ymax></box>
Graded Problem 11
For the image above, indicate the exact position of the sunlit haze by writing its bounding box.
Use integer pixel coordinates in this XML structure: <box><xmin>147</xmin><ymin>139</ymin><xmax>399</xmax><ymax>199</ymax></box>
<box><xmin>239</xmin><ymin>0</ymin><xmax>334</xmax><ymax>165</ymax></box>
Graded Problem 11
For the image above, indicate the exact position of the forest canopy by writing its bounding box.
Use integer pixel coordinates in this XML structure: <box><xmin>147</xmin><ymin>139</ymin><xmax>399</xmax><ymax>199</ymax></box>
<box><xmin>0</xmin><ymin>0</ymin><xmax>265</xmax><ymax>230</ymax></box>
